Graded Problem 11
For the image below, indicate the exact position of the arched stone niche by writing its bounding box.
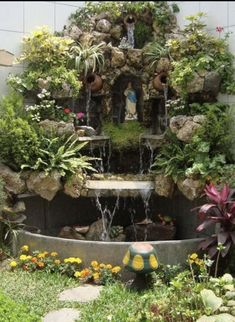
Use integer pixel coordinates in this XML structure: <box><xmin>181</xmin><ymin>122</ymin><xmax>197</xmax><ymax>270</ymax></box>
<box><xmin>111</xmin><ymin>73</ymin><xmax>144</xmax><ymax>124</ymax></box>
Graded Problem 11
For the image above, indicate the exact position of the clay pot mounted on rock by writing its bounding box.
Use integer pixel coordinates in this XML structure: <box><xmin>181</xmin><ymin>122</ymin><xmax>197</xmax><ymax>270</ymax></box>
<box><xmin>85</xmin><ymin>73</ymin><xmax>103</xmax><ymax>93</ymax></box>
<box><xmin>153</xmin><ymin>72</ymin><xmax>168</xmax><ymax>91</ymax></box>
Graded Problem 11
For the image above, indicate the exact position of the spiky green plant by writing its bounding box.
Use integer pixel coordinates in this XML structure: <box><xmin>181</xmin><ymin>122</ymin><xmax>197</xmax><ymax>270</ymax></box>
<box><xmin>71</xmin><ymin>42</ymin><xmax>105</xmax><ymax>77</ymax></box>
<box><xmin>144</xmin><ymin>42</ymin><xmax>169</xmax><ymax>70</ymax></box>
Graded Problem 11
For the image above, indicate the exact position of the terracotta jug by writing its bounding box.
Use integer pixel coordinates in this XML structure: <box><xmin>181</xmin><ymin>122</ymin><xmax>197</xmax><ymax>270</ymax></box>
<box><xmin>153</xmin><ymin>72</ymin><xmax>168</xmax><ymax>91</ymax></box>
<box><xmin>86</xmin><ymin>73</ymin><xmax>103</xmax><ymax>93</ymax></box>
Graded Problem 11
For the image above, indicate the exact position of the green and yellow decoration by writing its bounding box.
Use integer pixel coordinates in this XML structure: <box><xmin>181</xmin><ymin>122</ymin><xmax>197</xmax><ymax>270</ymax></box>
<box><xmin>123</xmin><ymin>242</ymin><xmax>158</xmax><ymax>274</ymax></box>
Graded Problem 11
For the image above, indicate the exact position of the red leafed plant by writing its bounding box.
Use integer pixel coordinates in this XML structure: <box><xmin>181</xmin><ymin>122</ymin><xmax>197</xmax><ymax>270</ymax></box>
<box><xmin>196</xmin><ymin>183</ymin><xmax>235</xmax><ymax>259</ymax></box>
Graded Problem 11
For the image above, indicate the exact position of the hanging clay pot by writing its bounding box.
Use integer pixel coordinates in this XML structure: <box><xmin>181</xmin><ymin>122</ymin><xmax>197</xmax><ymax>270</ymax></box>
<box><xmin>152</xmin><ymin>72</ymin><xmax>168</xmax><ymax>91</ymax></box>
<box><xmin>86</xmin><ymin>73</ymin><xmax>103</xmax><ymax>93</ymax></box>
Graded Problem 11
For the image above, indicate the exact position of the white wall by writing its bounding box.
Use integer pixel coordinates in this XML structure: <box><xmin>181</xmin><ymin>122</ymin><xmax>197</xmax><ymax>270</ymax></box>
<box><xmin>1</xmin><ymin>1</ymin><xmax>235</xmax><ymax>103</ymax></box>
<box><xmin>0</xmin><ymin>1</ymin><xmax>84</xmax><ymax>96</ymax></box>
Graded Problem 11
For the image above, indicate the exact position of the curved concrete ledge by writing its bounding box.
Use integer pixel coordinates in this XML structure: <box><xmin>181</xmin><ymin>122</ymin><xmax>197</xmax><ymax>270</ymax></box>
<box><xmin>17</xmin><ymin>231</ymin><xmax>202</xmax><ymax>267</ymax></box>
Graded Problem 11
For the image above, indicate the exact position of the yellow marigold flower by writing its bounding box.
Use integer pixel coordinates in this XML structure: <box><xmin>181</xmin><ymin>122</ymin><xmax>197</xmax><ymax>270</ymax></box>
<box><xmin>54</xmin><ymin>259</ymin><xmax>61</xmax><ymax>265</ymax></box>
<box><xmin>19</xmin><ymin>255</ymin><xmax>28</xmax><ymax>261</ymax></box>
<box><xmin>74</xmin><ymin>258</ymin><xmax>82</xmax><ymax>264</ymax></box>
<box><xmin>106</xmin><ymin>264</ymin><xmax>112</xmax><ymax>270</ymax></box>
<box><xmin>74</xmin><ymin>271</ymin><xmax>81</xmax><ymax>278</ymax></box>
<box><xmin>99</xmin><ymin>263</ymin><xmax>105</xmax><ymax>268</ymax></box>
<box><xmin>21</xmin><ymin>245</ymin><xmax>29</xmax><ymax>252</ymax></box>
<box><xmin>10</xmin><ymin>261</ymin><xmax>17</xmax><ymax>268</ymax></box>
<box><xmin>51</xmin><ymin>252</ymin><xmax>58</xmax><ymax>257</ymax></box>
<box><xmin>188</xmin><ymin>259</ymin><xmax>194</xmax><ymax>264</ymax></box>
<box><xmin>37</xmin><ymin>261</ymin><xmax>45</xmax><ymax>268</ymax></box>
<box><xmin>93</xmin><ymin>272</ymin><xmax>100</xmax><ymax>280</ymax></box>
<box><xmin>112</xmin><ymin>266</ymin><xmax>121</xmax><ymax>274</ymax></box>
<box><xmin>43</xmin><ymin>251</ymin><xmax>49</xmax><ymax>256</ymax></box>
<box><xmin>195</xmin><ymin>258</ymin><xmax>204</xmax><ymax>266</ymax></box>
<box><xmin>190</xmin><ymin>253</ymin><xmax>198</xmax><ymax>260</ymax></box>
<box><xmin>37</xmin><ymin>253</ymin><xmax>45</xmax><ymax>259</ymax></box>
<box><xmin>26</xmin><ymin>255</ymin><xmax>32</xmax><ymax>260</ymax></box>
<box><xmin>91</xmin><ymin>260</ymin><xmax>99</xmax><ymax>267</ymax></box>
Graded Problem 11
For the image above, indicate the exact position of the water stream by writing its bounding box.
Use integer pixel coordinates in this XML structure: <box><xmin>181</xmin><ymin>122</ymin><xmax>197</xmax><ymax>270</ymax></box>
<box><xmin>86</xmin><ymin>85</ymin><xmax>91</xmax><ymax>126</ymax></box>
<box><xmin>95</xmin><ymin>192</ymin><xmax>120</xmax><ymax>241</ymax></box>
<box><xmin>163</xmin><ymin>85</ymin><xmax>168</xmax><ymax>129</ymax></box>
<box><xmin>127</xmin><ymin>24</ymin><xmax>135</xmax><ymax>48</ymax></box>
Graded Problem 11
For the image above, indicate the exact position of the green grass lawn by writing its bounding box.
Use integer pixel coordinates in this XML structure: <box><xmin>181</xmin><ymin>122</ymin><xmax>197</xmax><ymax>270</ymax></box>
<box><xmin>0</xmin><ymin>268</ymin><xmax>78</xmax><ymax>318</ymax></box>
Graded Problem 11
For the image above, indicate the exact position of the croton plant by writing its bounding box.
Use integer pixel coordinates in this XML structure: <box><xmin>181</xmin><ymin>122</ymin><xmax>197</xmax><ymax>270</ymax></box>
<box><xmin>195</xmin><ymin>183</ymin><xmax>235</xmax><ymax>258</ymax></box>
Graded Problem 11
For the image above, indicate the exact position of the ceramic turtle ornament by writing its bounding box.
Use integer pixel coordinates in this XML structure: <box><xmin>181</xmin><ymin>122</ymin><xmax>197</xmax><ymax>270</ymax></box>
<box><xmin>123</xmin><ymin>242</ymin><xmax>158</xmax><ymax>291</ymax></box>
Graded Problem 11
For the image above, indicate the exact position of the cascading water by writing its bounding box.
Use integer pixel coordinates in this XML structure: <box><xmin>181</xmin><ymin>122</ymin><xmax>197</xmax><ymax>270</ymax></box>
<box><xmin>139</xmin><ymin>134</ymin><xmax>145</xmax><ymax>174</ymax></box>
<box><xmin>95</xmin><ymin>192</ymin><xmax>120</xmax><ymax>241</ymax></box>
<box><xmin>86</xmin><ymin>85</ymin><xmax>91</xmax><ymax>126</ymax></box>
<box><xmin>127</xmin><ymin>24</ymin><xmax>135</xmax><ymax>48</ymax></box>
<box><xmin>140</xmin><ymin>188</ymin><xmax>152</xmax><ymax>221</ymax></box>
<box><xmin>163</xmin><ymin>84</ymin><xmax>168</xmax><ymax>129</ymax></box>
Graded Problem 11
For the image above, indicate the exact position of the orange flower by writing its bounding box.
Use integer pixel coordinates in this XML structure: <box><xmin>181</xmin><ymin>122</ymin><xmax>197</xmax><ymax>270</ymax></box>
<box><xmin>37</xmin><ymin>262</ymin><xmax>45</xmax><ymax>268</ymax></box>
<box><xmin>80</xmin><ymin>268</ymin><xmax>91</xmax><ymax>278</ymax></box>
<box><xmin>31</xmin><ymin>257</ymin><xmax>37</xmax><ymax>263</ymax></box>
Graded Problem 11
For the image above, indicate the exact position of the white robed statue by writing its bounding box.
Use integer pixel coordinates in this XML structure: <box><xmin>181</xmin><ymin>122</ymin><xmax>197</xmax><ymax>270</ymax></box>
<box><xmin>124</xmin><ymin>82</ymin><xmax>137</xmax><ymax>120</ymax></box>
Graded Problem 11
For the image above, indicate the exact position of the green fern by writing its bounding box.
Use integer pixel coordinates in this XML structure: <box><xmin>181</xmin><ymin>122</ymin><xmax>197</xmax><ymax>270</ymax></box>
<box><xmin>21</xmin><ymin>134</ymin><xmax>97</xmax><ymax>177</ymax></box>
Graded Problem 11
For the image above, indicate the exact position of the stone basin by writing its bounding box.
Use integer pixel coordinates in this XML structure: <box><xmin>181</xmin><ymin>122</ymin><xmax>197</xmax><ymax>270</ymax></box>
<box><xmin>16</xmin><ymin>231</ymin><xmax>202</xmax><ymax>277</ymax></box>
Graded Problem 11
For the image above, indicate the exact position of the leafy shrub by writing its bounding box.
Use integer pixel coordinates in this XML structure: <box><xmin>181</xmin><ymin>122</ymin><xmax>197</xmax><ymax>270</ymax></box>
<box><xmin>15</xmin><ymin>26</ymin><xmax>73</xmax><ymax>70</ymax></box>
<box><xmin>167</xmin><ymin>12</ymin><xmax>235</xmax><ymax>95</ymax></box>
<box><xmin>195</xmin><ymin>183</ymin><xmax>235</xmax><ymax>260</ymax></box>
<box><xmin>8</xmin><ymin>66</ymin><xmax>81</xmax><ymax>98</ymax></box>
<box><xmin>134</xmin><ymin>22</ymin><xmax>153</xmax><ymax>49</ymax></box>
<box><xmin>103</xmin><ymin>120</ymin><xmax>145</xmax><ymax>151</ymax></box>
<box><xmin>152</xmin><ymin>103</ymin><xmax>234</xmax><ymax>184</ymax></box>
<box><xmin>0</xmin><ymin>118</ymin><xmax>40</xmax><ymax>171</ymax></box>
<box><xmin>0</xmin><ymin>178</ymin><xmax>6</xmax><ymax>211</ymax></box>
<box><xmin>71</xmin><ymin>1</ymin><xmax>177</xmax><ymax>33</ymax></box>
<box><xmin>0</xmin><ymin>91</ymin><xmax>26</xmax><ymax>120</ymax></box>
<box><xmin>8</xmin><ymin>27</ymin><xmax>81</xmax><ymax>98</ymax></box>
<box><xmin>21</xmin><ymin>135</ymin><xmax>96</xmax><ymax>177</ymax></box>
<box><xmin>0</xmin><ymin>291</ymin><xmax>39</xmax><ymax>322</ymax></box>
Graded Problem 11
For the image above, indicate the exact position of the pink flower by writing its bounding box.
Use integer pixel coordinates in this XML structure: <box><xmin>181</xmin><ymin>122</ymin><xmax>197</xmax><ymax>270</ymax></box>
<box><xmin>64</xmin><ymin>108</ymin><xmax>71</xmax><ymax>114</ymax></box>
<box><xmin>76</xmin><ymin>112</ymin><xmax>84</xmax><ymax>119</ymax></box>
<box><xmin>216</xmin><ymin>26</ymin><xmax>224</xmax><ymax>33</ymax></box>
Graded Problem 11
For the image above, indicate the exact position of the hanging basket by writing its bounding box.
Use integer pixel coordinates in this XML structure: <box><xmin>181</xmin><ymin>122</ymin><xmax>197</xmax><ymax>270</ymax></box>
<box><xmin>152</xmin><ymin>72</ymin><xmax>168</xmax><ymax>91</ymax></box>
<box><xmin>85</xmin><ymin>73</ymin><xmax>103</xmax><ymax>93</ymax></box>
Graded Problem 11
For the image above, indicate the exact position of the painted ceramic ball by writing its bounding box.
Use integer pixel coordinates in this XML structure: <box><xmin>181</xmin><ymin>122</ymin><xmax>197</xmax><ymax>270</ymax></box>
<box><xmin>122</xmin><ymin>242</ymin><xmax>158</xmax><ymax>274</ymax></box>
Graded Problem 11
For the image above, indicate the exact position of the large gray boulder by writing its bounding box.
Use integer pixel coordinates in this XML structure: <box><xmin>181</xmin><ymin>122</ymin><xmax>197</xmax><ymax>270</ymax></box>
<box><xmin>170</xmin><ymin>115</ymin><xmax>206</xmax><ymax>142</ymax></box>
<box><xmin>154</xmin><ymin>174</ymin><xmax>175</xmax><ymax>198</ymax></box>
<box><xmin>127</xmin><ymin>49</ymin><xmax>142</xmax><ymax>67</ymax></box>
<box><xmin>177</xmin><ymin>178</ymin><xmax>203</xmax><ymax>200</ymax></box>
<box><xmin>111</xmin><ymin>47</ymin><xmax>126</xmax><ymax>68</ymax></box>
<box><xmin>39</xmin><ymin>120</ymin><xmax>75</xmax><ymax>136</ymax></box>
<box><xmin>64</xmin><ymin>173</ymin><xmax>86</xmax><ymax>198</ymax></box>
<box><xmin>0</xmin><ymin>164</ymin><xmax>26</xmax><ymax>194</ymax></box>
<box><xmin>27</xmin><ymin>171</ymin><xmax>62</xmax><ymax>201</ymax></box>
<box><xmin>96</xmin><ymin>19</ymin><xmax>111</xmax><ymax>33</ymax></box>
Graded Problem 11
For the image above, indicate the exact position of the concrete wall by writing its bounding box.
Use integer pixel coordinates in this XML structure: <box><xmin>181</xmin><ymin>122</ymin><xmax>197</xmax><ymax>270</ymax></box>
<box><xmin>0</xmin><ymin>1</ymin><xmax>84</xmax><ymax>96</ymax></box>
<box><xmin>1</xmin><ymin>1</ymin><xmax>235</xmax><ymax>102</ymax></box>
